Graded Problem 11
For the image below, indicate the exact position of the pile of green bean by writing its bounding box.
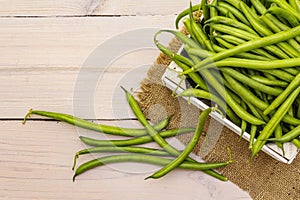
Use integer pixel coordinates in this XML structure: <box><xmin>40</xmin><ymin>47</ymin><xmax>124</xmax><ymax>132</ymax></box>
<box><xmin>156</xmin><ymin>0</ymin><xmax>300</xmax><ymax>160</ymax></box>
<box><xmin>23</xmin><ymin>87</ymin><xmax>232</xmax><ymax>181</ymax></box>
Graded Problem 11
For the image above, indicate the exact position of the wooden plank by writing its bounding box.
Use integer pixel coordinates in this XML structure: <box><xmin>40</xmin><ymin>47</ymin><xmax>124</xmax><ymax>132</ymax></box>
<box><xmin>0</xmin><ymin>0</ymin><xmax>198</xmax><ymax>16</ymax></box>
<box><xmin>0</xmin><ymin>66</ymin><xmax>154</xmax><ymax>119</ymax></box>
<box><xmin>0</xmin><ymin>121</ymin><xmax>251</xmax><ymax>199</ymax></box>
<box><xmin>0</xmin><ymin>16</ymin><xmax>176</xmax><ymax>69</ymax></box>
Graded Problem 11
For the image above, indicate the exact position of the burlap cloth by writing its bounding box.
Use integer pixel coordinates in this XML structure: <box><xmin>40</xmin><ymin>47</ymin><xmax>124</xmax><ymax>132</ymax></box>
<box><xmin>137</xmin><ymin>36</ymin><xmax>300</xmax><ymax>200</ymax></box>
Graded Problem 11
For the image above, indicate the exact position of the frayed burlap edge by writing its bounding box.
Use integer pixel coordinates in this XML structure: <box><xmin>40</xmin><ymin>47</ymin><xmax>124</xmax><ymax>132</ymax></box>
<box><xmin>137</xmin><ymin>30</ymin><xmax>300</xmax><ymax>200</ymax></box>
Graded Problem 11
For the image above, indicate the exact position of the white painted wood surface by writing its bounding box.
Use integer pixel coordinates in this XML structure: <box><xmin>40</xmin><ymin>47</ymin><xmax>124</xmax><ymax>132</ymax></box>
<box><xmin>0</xmin><ymin>1</ymin><xmax>252</xmax><ymax>199</ymax></box>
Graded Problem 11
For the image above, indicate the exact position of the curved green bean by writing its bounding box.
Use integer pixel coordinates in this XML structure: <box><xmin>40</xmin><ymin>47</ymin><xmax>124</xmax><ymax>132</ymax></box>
<box><xmin>268</xmin><ymin>124</ymin><xmax>300</xmax><ymax>143</ymax></box>
<box><xmin>72</xmin><ymin>146</ymin><xmax>170</xmax><ymax>170</ymax></box>
<box><xmin>73</xmin><ymin>154</ymin><xmax>230</xmax><ymax>181</ymax></box>
<box><xmin>23</xmin><ymin>109</ymin><xmax>170</xmax><ymax>137</ymax></box>
<box><xmin>264</xmin><ymin>73</ymin><xmax>300</xmax><ymax>115</ymax></box>
<box><xmin>79</xmin><ymin>128</ymin><xmax>195</xmax><ymax>147</ymax></box>
<box><xmin>175</xmin><ymin>4</ymin><xmax>201</xmax><ymax>29</ymax></box>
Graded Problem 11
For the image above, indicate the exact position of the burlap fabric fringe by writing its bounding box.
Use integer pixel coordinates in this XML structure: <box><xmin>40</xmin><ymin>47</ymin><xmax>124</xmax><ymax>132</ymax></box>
<box><xmin>137</xmin><ymin>34</ymin><xmax>300</xmax><ymax>200</ymax></box>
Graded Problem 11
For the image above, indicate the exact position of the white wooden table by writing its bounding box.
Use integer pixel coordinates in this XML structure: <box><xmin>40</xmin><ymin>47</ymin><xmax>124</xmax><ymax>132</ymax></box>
<box><xmin>0</xmin><ymin>1</ymin><xmax>252</xmax><ymax>199</ymax></box>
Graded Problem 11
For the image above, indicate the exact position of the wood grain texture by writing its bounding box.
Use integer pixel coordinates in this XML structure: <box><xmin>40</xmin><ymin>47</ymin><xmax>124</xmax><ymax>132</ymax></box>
<box><xmin>0</xmin><ymin>0</ymin><xmax>198</xmax><ymax>16</ymax></box>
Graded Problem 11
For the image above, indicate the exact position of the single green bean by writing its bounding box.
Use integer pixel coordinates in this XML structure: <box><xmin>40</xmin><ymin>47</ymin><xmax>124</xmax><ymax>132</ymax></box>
<box><xmin>73</xmin><ymin>154</ymin><xmax>230</xmax><ymax>181</ymax></box>
<box><xmin>79</xmin><ymin>128</ymin><xmax>195</xmax><ymax>147</ymax></box>
<box><xmin>201</xmin><ymin>57</ymin><xmax>300</xmax><ymax>70</ymax></box>
<box><xmin>23</xmin><ymin>109</ymin><xmax>170</xmax><ymax>137</ymax></box>
<box><xmin>201</xmin><ymin>0</ymin><xmax>210</xmax><ymax>22</ymax></box>
<box><xmin>282</xmin><ymin>68</ymin><xmax>300</xmax><ymax>76</ymax></box>
<box><xmin>175</xmin><ymin>4</ymin><xmax>201</xmax><ymax>29</ymax></box>
<box><xmin>250</xmin><ymin>75</ymin><xmax>288</xmax><ymax>87</ymax></box>
<box><xmin>264</xmin><ymin>72</ymin><xmax>300</xmax><ymax>115</ymax></box>
<box><xmin>217</xmin><ymin>35</ymin><xmax>276</xmax><ymax>60</ymax></box>
<box><xmin>252</xmin><ymin>86</ymin><xmax>300</xmax><ymax>159</ymax></box>
<box><xmin>267</xmin><ymin>124</ymin><xmax>300</xmax><ymax>143</ymax></box>
<box><xmin>292</xmin><ymin>138</ymin><xmax>300</xmax><ymax>148</ymax></box>
<box><xmin>258</xmin><ymin>69</ymin><xmax>294</xmax><ymax>82</ymax></box>
<box><xmin>274</xmin><ymin>125</ymin><xmax>285</xmax><ymax>155</ymax></box>
<box><xmin>249</xmin><ymin>125</ymin><xmax>257</xmax><ymax>149</ymax></box>
<box><xmin>72</xmin><ymin>146</ymin><xmax>171</xmax><ymax>170</ymax></box>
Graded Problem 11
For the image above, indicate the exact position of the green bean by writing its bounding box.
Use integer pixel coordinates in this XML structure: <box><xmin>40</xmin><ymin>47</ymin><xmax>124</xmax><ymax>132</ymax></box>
<box><xmin>146</xmin><ymin>107</ymin><xmax>221</xmax><ymax>179</ymax></box>
<box><xmin>182</xmin><ymin>19</ymin><xmax>203</xmax><ymax>47</ymax></box>
<box><xmin>23</xmin><ymin>109</ymin><xmax>170</xmax><ymax>137</ymax></box>
<box><xmin>220</xmin><ymin>68</ymin><xmax>283</xmax><ymax>96</ymax></box>
<box><xmin>216</xmin><ymin>35</ymin><xmax>276</xmax><ymax>60</ymax></box>
<box><xmin>154</xmin><ymin>32</ymin><xmax>208</xmax><ymax>91</ymax></box>
<box><xmin>191</xmin><ymin>42</ymin><xmax>269</xmax><ymax>61</ymax></box>
<box><xmin>274</xmin><ymin>125</ymin><xmax>285</xmax><ymax>155</ymax></box>
<box><xmin>155</xmin><ymin>30</ymin><xmax>199</xmax><ymax>49</ymax></box>
<box><xmin>188</xmin><ymin>9</ymin><xmax>214</xmax><ymax>52</ymax></box>
<box><xmin>239</xmin><ymin>101</ymin><xmax>248</xmax><ymax>138</ymax></box>
<box><xmin>282</xmin><ymin>68</ymin><xmax>300</xmax><ymax>76</ymax></box>
<box><xmin>266</xmin><ymin>6</ymin><xmax>299</xmax><ymax>27</ymax></box>
<box><xmin>73</xmin><ymin>154</ymin><xmax>230</xmax><ymax>181</ymax></box>
<box><xmin>249</xmin><ymin>124</ymin><xmax>257</xmax><ymax>149</ymax></box>
<box><xmin>203</xmin><ymin>57</ymin><xmax>300</xmax><ymax>70</ymax></box>
<box><xmin>201</xmin><ymin>0</ymin><xmax>210</xmax><ymax>22</ymax></box>
<box><xmin>292</xmin><ymin>138</ymin><xmax>300</xmax><ymax>148</ymax></box>
<box><xmin>214</xmin><ymin>37</ymin><xmax>273</xmax><ymax>61</ymax></box>
<box><xmin>250</xmin><ymin>75</ymin><xmax>288</xmax><ymax>87</ymax></box>
<box><xmin>258</xmin><ymin>69</ymin><xmax>295</xmax><ymax>82</ymax></box>
<box><xmin>210</xmin><ymin>0</ymin><xmax>219</xmax><ymax>18</ymax></box>
<box><xmin>72</xmin><ymin>146</ymin><xmax>170</xmax><ymax>170</ymax></box>
<box><xmin>223</xmin><ymin>72</ymin><xmax>268</xmax><ymax>110</ymax></box>
<box><xmin>218</xmin><ymin>1</ymin><xmax>251</xmax><ymax>26</ymax></box>
<box><xmin>79</xmin><ymin>128</ymin><xmax>195</xmax><ymax>147</ymax></box>
<box><xmin>251</xmin><ymin>86</ymin><xmax>300</xmax><ymax>159</ymax></box>
<box><xmin>264</xmin><ymin>73</ymin><xmax>300</xmax><ymax>115</ymax></box>
<box><xmin>175</xmin><ymin>4</ymin><xmax>201</xmax><ymax>29</ymax></box>
<box><xmin>183</xmin><ymin>25</ymin><xmax>300</xmax><ymax>74</ymax></box>
<box><xmin>281</xmin><ymin>114</ymin><xmax>300</xmax><ymax>126</ymax></box>
<box><xmin>268</xmin><ymin>124</ymin><xmax>300</xmax><ymax>143</ymax></box>
<box><xmin>295</xmin><ymin>0</ymin><xmax>300</xmax><ymax>12</ymax></box>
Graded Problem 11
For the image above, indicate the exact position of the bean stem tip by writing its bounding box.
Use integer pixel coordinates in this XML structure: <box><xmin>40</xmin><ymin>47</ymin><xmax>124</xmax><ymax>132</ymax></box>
<box><xmin>22</xmin><ymin>109</ymin><xmax>33</xmax><ymax>124</ymax></box>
